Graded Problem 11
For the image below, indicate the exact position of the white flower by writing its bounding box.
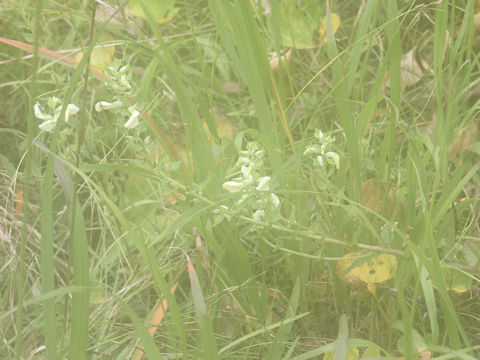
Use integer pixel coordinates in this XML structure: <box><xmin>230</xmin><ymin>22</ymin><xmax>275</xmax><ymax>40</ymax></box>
<box><xmin>95</xmin><ymin>100</ymin><xmax>124</xmax><ymax>112</ymax></box>
<box><xmin>256</xmin><ymin>176</ymin><xmax>271</xmax><ymax>191</ymax></box>
<box><xmin>223</xmin><ymin>180</ymin><xmax>245</xmax><ymax>193</ymax></box>
<box><xmin>303</xmin><ymin>145</ymin><xmax>318</xmax><ymax>156</ymax></box>
<box><xmin>241</xmin><ymin>164</ymin><xmax>250</xmax><ymax>177</ymax></box>
<box><xmin>124</xmin><ymin>105</ymin><xmax>140</xmax><ymax>129</ymax></box>
<box><xmin>270</xmin><ymin>193</ymin><xmax>280</xmax><ymax>208</ymax></box>
<box><xmin>325</xmin><ymin>151</ymin><xmax>340</xmax><ymax>169</ymax></box>
<box><xmin>316</xmin><ymin>155</ymin><xmax>324</xmax><ymax>167</ymax></box>
<box><xmin>238</xmin><ymin>156</ymin><xmax>251</xmax><ymax>165</ymax></box>
<box><xmin>38</xmin><ymin>119</ymin><xmax>57</xmax><ymax>132</ymax></box>
<box><xmin>65</xmin><ymin>104</ymin><xmax>80</xmax><ymax>123</ymax></box>
<box><xmin>35</xmin><ymin>97</ymin><xmax>79</xmax><ymax>132</ymax></box>
<box><xmin>212</xmin><ymin>205</ymin><xmax>231</xmax><ymax>221</ymax></box>
<box><xmin>314</xmin><ymin>128</ymin><xmax>324</xmax><ymax>141</ymax></box>
<box><xmin>34</xmin><ymin>103</ymin><xmax>52</xmax><ymax>121</ymax></box>
<box><xmin>253</xmin><ymin>209</ymin><xmax>265</xmax><ymax>222</ymax></box>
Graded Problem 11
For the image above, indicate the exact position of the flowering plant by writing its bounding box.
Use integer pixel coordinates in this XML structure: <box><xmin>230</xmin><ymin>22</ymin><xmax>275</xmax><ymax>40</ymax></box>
<box><xmin>34</xmin><ymin>96</ymin><xmax>79</xmax><ymax>132</ymax></box>
<box><xmin>216</xmin><ymin>141</ymin><xmax>280</xmax><ymax>225</ymax></box>
<box><xmin>303</xmin><ymin>128</ymin><xmax>340</xmax><ymax>170</ymax></box>
<box><xmin>94</xmin><ymin>59</ymin><xmax>141</xmax><ymax>129</ymax></box>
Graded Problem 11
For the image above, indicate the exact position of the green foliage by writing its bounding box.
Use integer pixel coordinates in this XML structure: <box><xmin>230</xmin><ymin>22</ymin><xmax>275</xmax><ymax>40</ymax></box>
<box><xmin>1</xmin><ymin>0</ymin><xmax>479</xmax><ymax>359</ymax></box>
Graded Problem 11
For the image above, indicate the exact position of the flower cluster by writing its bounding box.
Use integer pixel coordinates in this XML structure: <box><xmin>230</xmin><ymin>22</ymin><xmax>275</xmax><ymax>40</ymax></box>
<box><xmin>94</xmin><ymin>59</ymin><xmax>141</xmax><ymax>129</ymax></box>
<box><xmin>34</xmin><ymin>96</ymin><xmax>79</xmax><ymax>132</ymax></box>
<box><xmin>219</xmin><ymin>141</ymin><xmax>280</xmax><ymax>223</ymax></box>
<box><xmin>303</xmin><ymin>128</ymin><xmax>340</xmax><ymax>170</ymax></box>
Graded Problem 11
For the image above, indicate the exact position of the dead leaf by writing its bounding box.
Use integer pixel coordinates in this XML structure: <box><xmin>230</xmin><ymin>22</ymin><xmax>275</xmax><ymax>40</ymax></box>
<box><xmin>387</xmin><ymin>49</ymin><xmax>430</xmax><ymax>88</ymax></box>
<box><xmin>222</xmin><ymin>81</ymin><xmax>240</xmax><ymax>94</ymax></box>
<box><xmin>449</xmin><ymin>121</ymin><xmax>480</xmax><ymax>165</ymax></box>
<box><xmin>269</xmin><ymin>48</ymin><xmax>294</xmax><ymax>97</ymax></box>
<box><xmin>95</xmin><ymin>1</ymin><xmax>135</xmax><ymax>28</ymax></box>
<box><xmin>14</xmin><ymin>189</ymin><xmax>23</xmax><ymax>214</ymax></box>
<box><xmin>400</xmin><ymin>49</ymin><xmax>430</xmax><ymax>87</ymax></box>
<box><xmin>269</xmin><ymin>48</ymin><xmax>293</xmax><ymax>73</ymax></box>
<box><xmin>361</xmin><ymin>178</ymin><xmax>400</xmax><ymax>220</ymax></box>
<box><xmin>251</xmin><ymin>0</ymin><xmax>271</xmax><ymax>15</ymax></box>
<box><xmin>417</xmin><ymin>346</ymin><xmax>432</xmax><ymax>360</ymax></box>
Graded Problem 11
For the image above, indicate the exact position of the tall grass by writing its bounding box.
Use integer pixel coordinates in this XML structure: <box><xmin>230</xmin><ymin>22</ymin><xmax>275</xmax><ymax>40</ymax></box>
<box><xmin>1</xmin><ymin>0</ymin><xmax>479</xmax><ymax>359</ymax></box>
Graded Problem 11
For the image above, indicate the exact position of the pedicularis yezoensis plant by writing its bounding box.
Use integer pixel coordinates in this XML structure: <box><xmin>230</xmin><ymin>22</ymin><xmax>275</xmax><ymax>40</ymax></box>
<box><xmin>303</xmin><ymin>128</ymin><xmax>340</xmax><ymax>171</ymax></box>
<box><xmin>34</xmin><ymin>96</ymin><xmax>80</xmax><ymax>132</ymax></box>
<box><xmin>94</xmin><ymin>59</ymin><xmax>141</xmax><ymax>129</ymax></box>
<box><xmin>217</xmin><ymin>141</ymin><xmax>280</xmax><ymax>226</ymax></box>
<box><xmin>34</xmin><ymin>59</ymin><xmax>141</xmax><ymax>133</ymax></box>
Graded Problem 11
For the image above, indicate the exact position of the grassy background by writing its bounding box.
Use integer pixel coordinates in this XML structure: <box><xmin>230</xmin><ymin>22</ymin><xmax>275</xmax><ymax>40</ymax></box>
<box><xmin>1</xmin><ymin>0</ymin><xmax>479</xmax><ymax>359</ymax></box>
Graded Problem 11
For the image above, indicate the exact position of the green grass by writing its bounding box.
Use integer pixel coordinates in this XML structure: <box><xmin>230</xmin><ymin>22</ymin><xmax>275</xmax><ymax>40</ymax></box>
<box><xmin>1</xmin><ymin>0</ymin><xmax>480</xmax><ymax>359</ymax></box>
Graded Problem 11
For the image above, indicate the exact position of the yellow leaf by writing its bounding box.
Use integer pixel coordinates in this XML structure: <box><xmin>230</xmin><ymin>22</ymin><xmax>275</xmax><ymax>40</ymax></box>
<box><xmin>437</xmin><ymin>267</ymin><xmax>472</xmax><ymax>294</ymax></box>
<box><xmin>204</xmin><ymin>108</ymin><xmax>240</xmax><ymax>142</ymax></box>
<box><xmin>317</xmin><ymin>13</ymin><xmax>341</xmax><ymax>45</ymax></box>
<box><xmin>337</xmin><ymin>251</ymin><xmax>398</xmax><ymax>294</ymax></box>
<box><xmin>74</xmin><ymin>43</ymin><xmax>114</xmax><ymax>72</ymax></box>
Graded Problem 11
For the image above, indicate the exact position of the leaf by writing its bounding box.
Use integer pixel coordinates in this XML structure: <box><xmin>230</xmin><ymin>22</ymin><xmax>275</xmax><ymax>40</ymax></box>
<box><xmin>275</xmin><ymin>0</ymin><xmax>340</xmax><ymax>49</ymax></box>
<box><xmin>391</xmin><ymin>48</ymin><xmax>430</xmax><ymax>87</ymax></box>
<box><xmin>74</xmin><ymin>42</ymin><xmax>114</xmax><ymax>72</ymax></box>
<box><xmin>204</xmin><ymin>108</ymin><xmax>240</xmax><ymax>142</ymax></box>
<box><xmin>251</xmin><ymin>0</ymin><xmax>271</xmax><ymax>15</ymax></box>
<box><xmin>448</xmin><ymin>122</ymin><xmax>480</xmax><ymax>165</ymax></box>
<box><xmin>439</xmin><ymin>267</ymin><xmax>472</xmax><ymax>294</ymax></box>
<box><xmin>336</xmin><ymin>251</ymin><xmax>398</xmax><ymax>294</ymax></box>
<box><xmin>361</xmin><ymin>178</ymin><xmax>401</xmax><ymax>219</ymax></box>
<box><xmin>128</xmin><ymin>0</ymin><xmax>179</xmax><ymax>24</ymax></box>
<box><xmin>317</xmin><ymin>13</ymin><xmax>341</xmax><ymax>46</ymax></box>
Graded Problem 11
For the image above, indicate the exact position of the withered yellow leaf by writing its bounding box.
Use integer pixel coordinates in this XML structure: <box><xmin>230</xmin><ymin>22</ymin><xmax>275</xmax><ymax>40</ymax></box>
<box><xmin>75</xmin><ymin>43</ymin><xmax>114</xmax><ymax>72</ymax></box>
<box><xmin>337</xmin><ymin>251</ymin><xmax>398</xmax><ymax>294</ymax></box>
<box><xmin>317</xmin><ymin>13</ymin><xmax>341</xmax><ymax>45</ymax></box>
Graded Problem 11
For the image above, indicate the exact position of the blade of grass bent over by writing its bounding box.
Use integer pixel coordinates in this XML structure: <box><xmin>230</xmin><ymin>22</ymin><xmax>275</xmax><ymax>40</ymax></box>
<box><xmin>133</xmin><ymin>283</ymin><xmax>178</xmax><ymax>360</ymax></box>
